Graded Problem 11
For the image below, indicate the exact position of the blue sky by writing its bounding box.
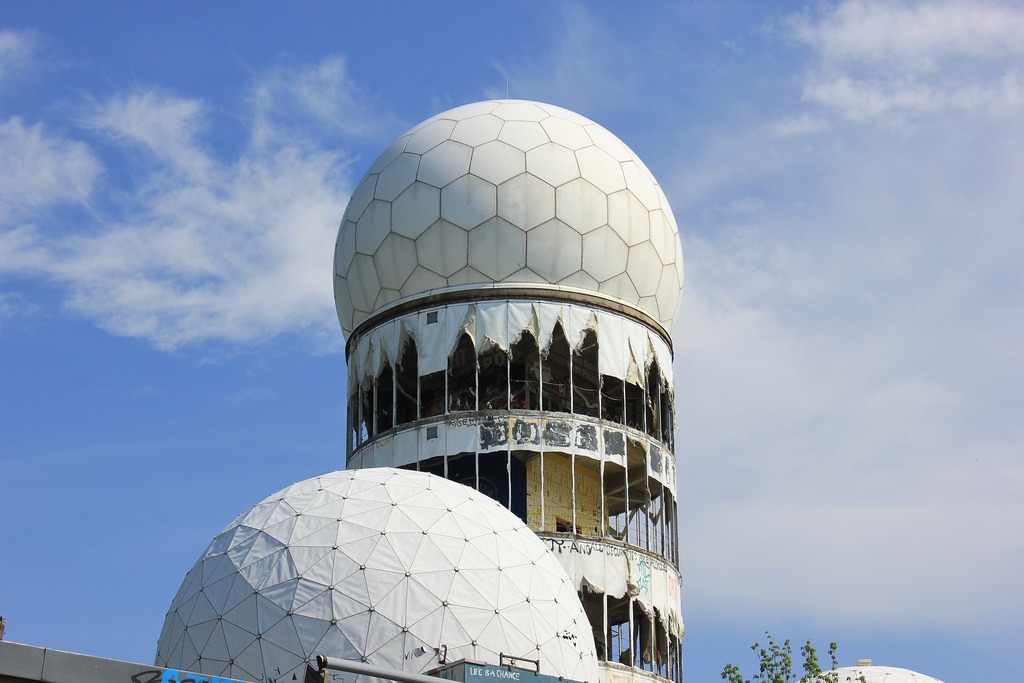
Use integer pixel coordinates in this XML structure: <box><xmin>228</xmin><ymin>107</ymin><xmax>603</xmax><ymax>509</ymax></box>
<box><xmin>1</xmin><ymin>3</ymin><xmax>1021</xmax><ymax>683</ymax></box>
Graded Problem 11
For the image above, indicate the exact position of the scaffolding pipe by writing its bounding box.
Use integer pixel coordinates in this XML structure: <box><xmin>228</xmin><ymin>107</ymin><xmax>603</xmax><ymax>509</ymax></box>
<box><xmin>315</xmin><ymin>656</ymin><xmax>447</xmax><ymax>683</ymax></box>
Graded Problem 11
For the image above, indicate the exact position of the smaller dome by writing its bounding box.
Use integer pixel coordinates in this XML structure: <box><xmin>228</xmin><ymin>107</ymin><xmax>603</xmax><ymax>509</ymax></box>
<box><xmin>834</xmin><ymin>665</ymin><xmax>945</xmax><ymax>683</ymax></box>
<box><xmin>156</xmin><ymin>468</ymin><xmax>598</xmax><ymax>683</ymax></box>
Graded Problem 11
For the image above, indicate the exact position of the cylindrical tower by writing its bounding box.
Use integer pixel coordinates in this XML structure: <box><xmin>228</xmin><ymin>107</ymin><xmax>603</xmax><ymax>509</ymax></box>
<box><xmin>335</xmin><ymin>100</ymin><xmax>684</xmax><ymax>683</ymax></box>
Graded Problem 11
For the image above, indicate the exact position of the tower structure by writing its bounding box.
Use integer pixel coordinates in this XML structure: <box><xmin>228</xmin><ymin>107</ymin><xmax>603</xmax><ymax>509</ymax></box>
<box><xmin>335</xmin><ymin>100</ymin><xmax>684</xmax><ymax>683</ymax></box>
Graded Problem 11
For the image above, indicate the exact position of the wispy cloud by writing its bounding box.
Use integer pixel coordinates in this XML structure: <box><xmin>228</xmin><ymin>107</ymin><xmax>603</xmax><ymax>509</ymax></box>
<box><xmin>489</xmin><ymin>3</ymin><xmax>632</xmax><ymax>115</ymax></box>
<box><xmin>0</xmin><ymin>48</ymin><xmax>397</xmax><ymax>351</ymax></box>
<box><xmin>784</xmin><ymin>0</ymin><xmax>1024</xmax><ymax>126</ymax></box>
<box><xmin>789</xmin><ymin>0</ymin><xmax>1024</xmax><ymax>69</ymax></box>
<box><xmin>0</xmin><ymin>117</ymin><xmax>100</xmax><ymax>221</ymax></box>
<box><xmin>0</xmin><ymin>28</ymin><xmax>41</xmax><ymax>85</ymax></box>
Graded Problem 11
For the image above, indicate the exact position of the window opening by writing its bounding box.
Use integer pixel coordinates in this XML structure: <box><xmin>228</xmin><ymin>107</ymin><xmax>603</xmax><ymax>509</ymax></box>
<box><xmin>448</xmin><ymin>333</ymin><xmax>477</xmax><ymax>412</ymax></box>
<box><xmin>573</xmin><ymin>329</ymin><xmax>600</xmax><ymax>418</ymax></box>
<box><xmin>625</xmin><ymin>381</ymin><xmax>645</xmax><ymax>432</ymax></box>
<box><xmin>419</xmin><ymin>371</ymin><xmax>445</xmax><ymax>418</ymax></box>
<box><xmin>646</xmin><ymin>361</ymin><xmax>662</xmax><ymax>441</ymax></box>
<box><xmin>509</xmin><ymin>333</ymin><xmax>539</xmax><ymax>410</ymax></box>
<box><xmin>478</xmin><ymin>342</ymin><xmax>509</xmax><ymax>410</ymax></box>
<box><xmin>601</xmin><ymin>374</ymin><xmax>625</xmax><ymax>425</ymax></box>
<box><xmin>542</xmin><ymin>323</ymin><xmax>571</xmax><ymax>414</ymax></box>
<box><xmin>396</xmin><ymin>338</ymin><xmax>418</xmax><ymax>425</ymax></box>
<box><xmin>376</xmin><ymin>362</ymin><xmax>394</xmax><ymax>434</ymax></box>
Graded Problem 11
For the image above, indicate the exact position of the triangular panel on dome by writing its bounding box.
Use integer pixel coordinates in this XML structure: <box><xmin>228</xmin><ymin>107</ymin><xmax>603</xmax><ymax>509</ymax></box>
<box><xmin>287</xmin><ymin>613</ymin><xmax>331</xmax><ymax>658</ymax></box>
<box><xmin>199</xmin><ymin>620</ymin><xmax>230</xmax><ymax>669</ymax></box>
<box><xmin>363</xmin><ymin>611</ymin><xmax>406</xmax><ymax>663</ymax></box>
<box><xmin>215</xmin><ymin>572</ymin><xmax>257</xmax><ymax>615</ymax></box>
<box><xmin>230</xmin><ymin>638</ymin><xmax>267</xmax><ymax>683</ymax></box>
<box><xmin>222</xmin><ymin>593</ymin><xmax>259</xmax><ymax>635</ymax></box>
<box><xmin>407</xmin><ymin>568</ymin><xmax>456</xmax><ymax>605</ymax></box>
<box><xmin>290</xmin><ymin>583</ymin><xmax>332</xmax><ymax>620</ymax></box>
<box><xmin>261</xmin><ymin>617</ymin><xmax>306</xmax><ymax>660</ymax></box>
<box><xmin>255</xmin><ymin>592</ymin><xmax>289</xmax><ymax>634</ymax></box>
<box><xmin>220</xmin><ymin>616</ymin><xmax>258</xmax><ymax>658</ymax></box>
<box><xmin>182</xmin><ymin>617</ymin><xmax>220</xmax><ymax>659</ymax></box>
<box><xmin>260</xmin><ymin>580</ymin><xmax>299</xmax><ymax>614</ymax></box>
<box><xmin>189</xmin><ymin>590</ymin><xmax>222</xmax><ymax>626</ymax></box>
<box><xmin>287</xmin><ymin>543</ymin><xmax>334</xmax><ymax>578</ymax></box>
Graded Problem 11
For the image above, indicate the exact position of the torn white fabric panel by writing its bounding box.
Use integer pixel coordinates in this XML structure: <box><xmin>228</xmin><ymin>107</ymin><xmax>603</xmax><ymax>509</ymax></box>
<box><xmin>417</xmin><ymin>307</ymin><xmax>449</xmax><ymax>375</ymax></box>
<box><xmin>477</xmin><ymin>302</ymin><xmax>510</xmax><ymax>351</ymax></box>
<box><xmin>564</xmin><ymin>306</ymin><xmax>593</xmax><ymax>351</ymax></box>
<box><xmin>599</xmin><ymin>315</ymin><xmax>628</xmax><ymax>381</ymax></box>
<box><xmin>536</xmin><ymin>303</ymin><xmax>562</xmax><ymax>353</ymax></box>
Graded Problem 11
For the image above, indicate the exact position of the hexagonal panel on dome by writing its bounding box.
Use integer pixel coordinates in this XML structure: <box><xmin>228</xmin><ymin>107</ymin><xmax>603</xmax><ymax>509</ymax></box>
<box><xmin>375</xmin><ymin>153</ymin><xmax>420</xmax><ymax>202</ymax></box>
<box><xmin>497</xmin><ymin>120</ymin><xmax>549</xmax><ymax>151</ymax></box>
<box><xmin>556</xmin><ymin>178</ymin><xmax>608</xmax><ymax>235</ymax></box>
<box><xmin>156</xmin><ymin>468</ymin><xmax>599</xmax><ymax>683</ymax></box>
<box><xmin>583</xmin><ymin>225</ymin><xmax>628</xmax><ymax>282</ymax></box>
<box><xmin>622</xmin><ymin>160</ymin><xmax>660</xmax><ymax>209</ymax></box>
<box><xmin>441</xmin><ymin>174</ymin><xmax>497</xmax><ymax>229</ymax></box>
<box><xmin>451</xmin><ymin>114</ymin><xmax>503</xmax><ymax>147</ymax></box>
<box><xmin>492</xmin><ymin>101</ymin><xmax>548</xmax><ymax>122</ymax></box>
<box><xmin>392</xmin><ymin>182</ymin><xmax>440</xmax><ymax>239</ymax></box>
<box><xmin>402</xmin><ymin>265</ymin><xmax>447</xmax><ymax>295</ymax></box>
<box><xmin>577</xmin><ymin>145</ymin><xmax>627</xmax><ymax>195</ymax></box>
<box><xmin>417</xmin><ymin>220</ymin><xmax>468</xmax><ymax>278</ymax></box>
<box><xmin>419</xmin><ymin>140</ymin><xmax>473</xmax><ymax>188</ymax></box>
<box><xmin>471</xmin><ymin>140</ymin><xmax>526</xmax><ymax>185</ymax></box>
<box><xmin>527</xmin><ymin>219</ymin><xmax>582</xmax><ymax>282</ymax></box>
<box><xmin>406</xmin><ymin>119</ymin><xmax>456</xmax><ymax>155</ymax></box>
<box><xmin>498</xmin><ymin>173</ymin><xmax>555</xmax><ymax>231</ymax></box>
<box><xmin>608</xmin><ymin>189</ymin><xmax>650</xmax><ymax>246</ymax></box>
<box><xmin>541</xmin><ymin>116</ymin><xmax>592</xmax><ymax>151</ymax></box>
<box><xmin>355</xmin><ymin>200</ymin><xmax>391</xmax><ymax>255</ymax></box>
<box><xmin>626</xmin><ymin>241</ymin><xmax>663</xmax><ymax>297</ymax></box>
<box><xmin>469</xmin><ymin>217</ymin><xmax>527</xmax><ymax>280</ymax></box>
<box><xmin>347</xmin><ymin>253</ymin><xmax>380</xmax><ymax>313</ymax></box>
<box><xmin>374</xmin><ymin>233</ymin><xmax>417</xmax><ymax>290</ymax></box>
<box><xmin>526</xmin><ymin>143</ymin><xmax>580</xmax><ymax>187</ymax></box>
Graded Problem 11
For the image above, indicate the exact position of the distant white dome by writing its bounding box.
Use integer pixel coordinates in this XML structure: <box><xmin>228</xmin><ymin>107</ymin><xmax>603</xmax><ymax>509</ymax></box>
<box><xmin>834</xmin><ymin>665</ymin><xmax>945</xmax><ymax>683</ymax></box>
<box><xmin>334</xmin><ymin>100</ymin><xmax>684</xmax><ymax>337</ymax></box>
<box><xmin>156</xmin><ymin>468</ymin><xmax>598</xmax><ymax>683</ymax></box>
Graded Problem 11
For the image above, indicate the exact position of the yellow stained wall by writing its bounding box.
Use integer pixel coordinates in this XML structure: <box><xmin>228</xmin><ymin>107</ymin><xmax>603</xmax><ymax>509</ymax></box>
<box><xmin>527</xmin><ymin>452</ymin><xmax>602</xmax><ymax>535</ymax></box>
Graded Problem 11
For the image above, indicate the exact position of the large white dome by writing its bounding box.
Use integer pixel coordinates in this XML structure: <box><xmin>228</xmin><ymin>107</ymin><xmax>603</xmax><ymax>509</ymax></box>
<box><xmin>156</xmin><ymin>468</ymin><xmax>598</xmax><ymax>683</ymax></box>
<box><xmin>334</xmin><ymin>100</ymin><xmax>684</xmax><ymax>337</ymax></box>
<box><xmin>833</xmin><ymin>665</ymin><xmax>945</xmax><ymax>683</ymax></box>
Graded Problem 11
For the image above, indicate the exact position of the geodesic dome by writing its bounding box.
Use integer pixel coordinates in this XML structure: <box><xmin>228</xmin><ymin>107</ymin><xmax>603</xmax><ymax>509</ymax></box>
<box><xmin>334</xmin><ymin>100</ymin><xmax>684</xmax><ymax>338</ymax></box>
<box><xmin>156</xmin><ymin>468</ymin><xmax>599</xmax><ymax>683</ymax></box>
<box><xmin>833</xmin><ymin>665</ymin><xmax>944</xmax><ymax>683</ymax></box>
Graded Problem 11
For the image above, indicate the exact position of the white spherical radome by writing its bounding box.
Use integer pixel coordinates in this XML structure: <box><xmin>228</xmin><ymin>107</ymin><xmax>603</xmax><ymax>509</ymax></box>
<box><xmin>334</xmin><ymin>100</ymin><xmax>684</xmax><ymax>337</ymax></box>
<box><xmin>833</xmin><ymin>665</ymin><xmax>945</xmax><ymax>683</ymax></box>
<box><xmin>156</xmin><ymin>468</ymin><xmax>599</xmax><ymax>683</ymax></box>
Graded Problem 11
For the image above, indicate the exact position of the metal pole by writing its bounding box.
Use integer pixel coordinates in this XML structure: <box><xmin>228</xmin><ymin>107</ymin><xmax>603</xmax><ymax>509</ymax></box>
<box><xmin>315</xmin><ymin>656</ymin><xmax>447</xmax><ymax>683</ymax></box>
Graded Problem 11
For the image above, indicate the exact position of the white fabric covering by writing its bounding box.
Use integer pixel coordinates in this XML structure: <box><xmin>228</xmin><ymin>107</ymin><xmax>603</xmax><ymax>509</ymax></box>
<box><xmin>350</xmin><ymin>301</ymin><xmax>674</xmax><ymax>390</ymax></box>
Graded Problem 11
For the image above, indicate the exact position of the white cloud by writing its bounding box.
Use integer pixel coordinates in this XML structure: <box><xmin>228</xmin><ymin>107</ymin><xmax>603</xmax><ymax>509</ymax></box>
<box><xmin>0</xmin><ymin>57</ymin><xmax>396</xmax><ymax>351</ymax></box>
<box><xmin>85</xmin><ymin>92</ymin><xmax>212</xmax><ymax>181</ymax></box>
<box><xmin>0</xmin><ymin>117</ymin><xmax>100</xmax><ymax>221</ymax></box>
<box><xmin>489</xmin><ymin>4</ymin><xmax>631</xmax><ymax>115</ymax></box>
<box><xmin>0</xmin><ymin>28</ymin><xmax>40</xmax><ymax>85</ymax></box>
<box><xmin>784</xmin><ymin>0</ymin><xmax>1024</xmax><ymax>126</ymax></box>
<box><xmin>789</xmin><ymin>0</ymin><xmax>1024</xmax><ymax>70</ymax></box>
<box><xmin>769</xmin><ymin>112</ymin><xmax>828</xmax><ymax>137</ymax></box>
<box><xmin>248</xmin><ymin>56</ymin><xmax>403</xmax><ymax>142</ymax></box>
